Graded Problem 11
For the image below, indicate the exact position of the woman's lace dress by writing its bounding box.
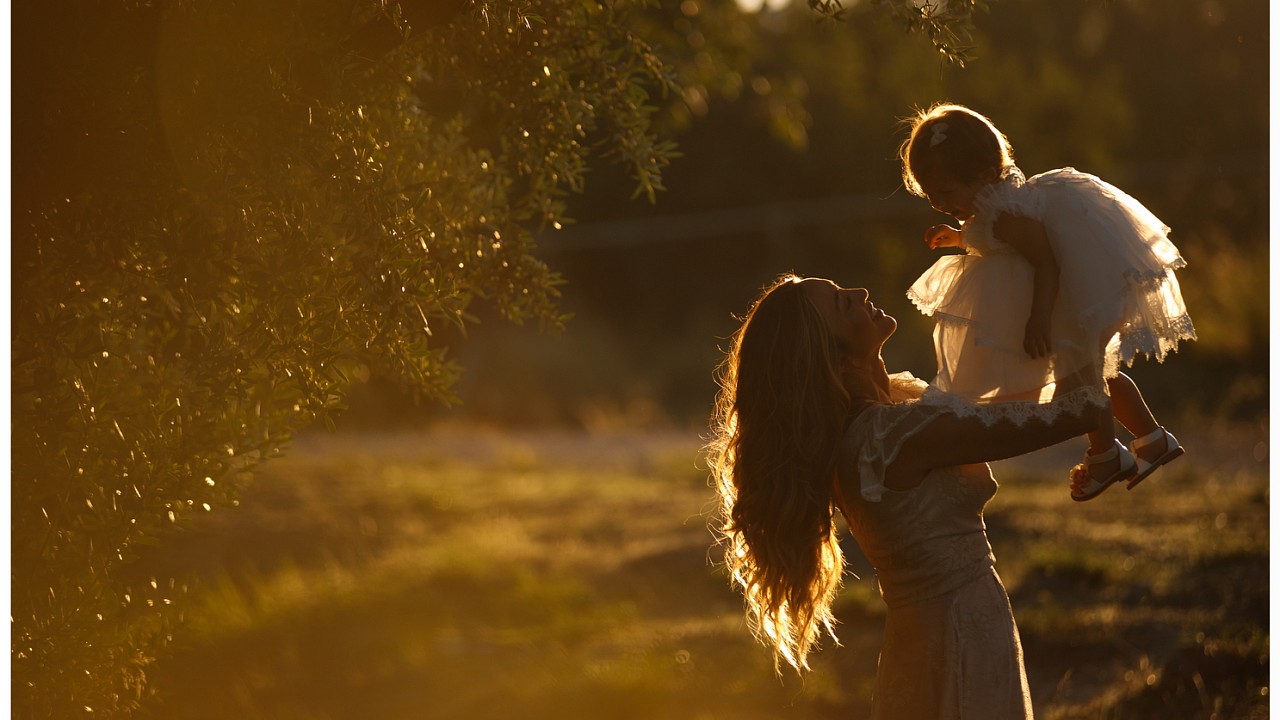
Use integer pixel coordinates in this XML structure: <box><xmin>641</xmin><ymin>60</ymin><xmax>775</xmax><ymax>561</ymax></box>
<box><xmin>835</xmin><ymin>373</ymin><xmax>1033</xmax><ymax>719</ymax></box>
<box><xmin>907</xmin><ymin>167</ymin><xmax>1196</xmax><ymax>426</ymax></box>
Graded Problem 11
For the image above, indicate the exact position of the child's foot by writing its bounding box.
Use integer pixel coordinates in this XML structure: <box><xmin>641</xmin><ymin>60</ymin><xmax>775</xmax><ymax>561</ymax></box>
<box><xmin>1070</xmin><ymin>440</ymin><xmax>1138</xmax><ymax>502</ymax></box>
<box><xmin>1126</xmin><ymin>427</ymin><xmax>1184</xmax><ymax>489</ymax></box>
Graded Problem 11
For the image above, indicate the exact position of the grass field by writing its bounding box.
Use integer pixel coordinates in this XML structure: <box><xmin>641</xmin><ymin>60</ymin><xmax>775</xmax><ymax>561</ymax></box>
<box><xmin>137</xmin><ymin>419</ymin><xmax>1270</xmax><ymax>720</ymax></box>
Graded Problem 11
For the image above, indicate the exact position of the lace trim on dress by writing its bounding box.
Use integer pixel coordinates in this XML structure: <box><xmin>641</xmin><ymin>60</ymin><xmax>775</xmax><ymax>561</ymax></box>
<box><xmin>1114</xmin><ymin>314</ymin><xmax>1197</xmax><ymax>370</ymax></box>
<box><xmin>1085</xmin><ymin>269</ymin><xmax>1198</xmax><ymax>375</ymax></box>
<box><xmin>1118</xmin><ymin>315</ymin><xmax>1196</xmax><ymax>360</ymax></box>
<box><xmin>918</xmin><ymin>384</ymin><xmax>1110</xmax><ymax>428</ymax></box>
<box><xmin>902</xmin><ymin>287</ymin><xmax>983</xmax><ymax>328</ymax></box>
<box><xmin>1074</xmin><ymin>262</ymin><xmax>1189</xmax><ymax>316</ymax></box>
<box><xmin>905</xmin><ymin>286</ymin><xmax>935</xmax><ymax>317</ymax></box>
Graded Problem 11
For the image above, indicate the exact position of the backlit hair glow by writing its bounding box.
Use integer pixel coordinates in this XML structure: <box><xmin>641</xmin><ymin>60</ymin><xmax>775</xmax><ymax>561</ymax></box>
<box><xmin>706</xmin><ymin>274</ymin><xmax>851</xmax><ymax>672</ymax></box>
<box><xmin>899</xmin><ymin>102</ymin><xmax>1016</xmax><ymax>197</ymax></box>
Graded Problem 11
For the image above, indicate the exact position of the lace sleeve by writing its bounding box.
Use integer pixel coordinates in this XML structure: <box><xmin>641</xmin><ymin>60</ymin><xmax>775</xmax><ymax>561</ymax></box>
<box><xmin>844</xmin><ymin>400</ymin><xmax>949</xmax><ymax>502</ymax></box>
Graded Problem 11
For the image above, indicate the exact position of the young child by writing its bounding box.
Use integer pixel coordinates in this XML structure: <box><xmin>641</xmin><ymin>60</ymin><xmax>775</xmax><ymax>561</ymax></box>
<box><xmin>898</xmin><ymin>102</ymin><xmax>1196</xmax><ymax>501</ymax></box>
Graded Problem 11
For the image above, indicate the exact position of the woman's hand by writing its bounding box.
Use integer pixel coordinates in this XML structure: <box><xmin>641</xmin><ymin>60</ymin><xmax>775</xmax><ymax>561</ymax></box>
<box><xmin>924</xmin><ymin>224</ymin><xmax>964</xmax><ymax>250</ymax></box>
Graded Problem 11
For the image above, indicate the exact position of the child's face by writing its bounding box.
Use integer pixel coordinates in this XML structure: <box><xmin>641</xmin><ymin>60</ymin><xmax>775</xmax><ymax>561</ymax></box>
<box><xmin>922</xmin><ymin>173</ymin><xmax>991</xmax><ymax>222</ymax></box>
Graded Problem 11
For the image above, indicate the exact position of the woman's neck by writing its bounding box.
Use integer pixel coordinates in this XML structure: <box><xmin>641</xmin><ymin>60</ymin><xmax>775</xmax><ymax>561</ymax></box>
<box><xmin>842</xmin><ymin>355</ymin><xmax>892</xmax><ymax>405</ymax></box>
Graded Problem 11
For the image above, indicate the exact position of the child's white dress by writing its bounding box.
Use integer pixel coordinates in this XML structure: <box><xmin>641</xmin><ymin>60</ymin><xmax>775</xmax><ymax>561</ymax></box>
<box><xmin>907</xmin><ymin>167</ymin><xmax>1196</xmax><ymax>425</ymax></box>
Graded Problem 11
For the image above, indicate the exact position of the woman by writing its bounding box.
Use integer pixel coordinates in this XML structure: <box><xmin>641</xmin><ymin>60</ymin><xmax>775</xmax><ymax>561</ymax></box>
<box><xmin>706</xmin><ymin>274</ymin><xmax>1097</xmax><ymax>718</ymax></box>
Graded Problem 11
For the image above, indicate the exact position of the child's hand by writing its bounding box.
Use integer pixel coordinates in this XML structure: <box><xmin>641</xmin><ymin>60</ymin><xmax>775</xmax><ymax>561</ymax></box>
<box><xmin>1023</xmin><ymin>313</ymin><xmax>1052</xmax><ymax>358</ymax></box>
<box><xmin>924</xmin><ymin>224</ymin><xmax>964</xmax><ymax>250</ymax></box>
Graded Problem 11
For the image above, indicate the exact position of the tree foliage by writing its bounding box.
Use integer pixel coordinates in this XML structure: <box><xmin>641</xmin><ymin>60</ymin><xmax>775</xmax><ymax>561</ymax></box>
<box><xmin>812</xmin><ymin>0</ymin><xmax>984</xmax><ymax>65</ymax></box>
<box><xmin>13</xmin><ymin>0</ymin><xmax>659</xmax><ymax>713</ymax></box>
<box><xmin>11</xmin><ymin>0</ymin><xmax>978</xmax><ymax>715</ymax></box>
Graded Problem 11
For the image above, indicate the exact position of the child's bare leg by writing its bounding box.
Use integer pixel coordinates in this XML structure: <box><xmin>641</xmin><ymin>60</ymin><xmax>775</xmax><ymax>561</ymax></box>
<box><xmin>1054</xmin><ymin>363</ymin><xmax>1119</xmax><ymax>461</ymax></box>
<box><xmin>1086</xmin><ymin>399</ymin><xmax>1117</xmax><ymax>456</ymax></box>
<box><xmin>1106</xmin><ymin>372</ymin><xmax>1158</xmax><ymax>436</ymax></box>
<box><xmin>1106</xmin><ymin>372</ymin><xmax>1165</xmax><ymax>462</ymax></box>
<box><xmin>1072</xmin><ymin>396</ymin><xmax>1130</xmax><ymax>498</ymax></box>
<box><xmin>1068</xmin><ymin>368</ymin><xmax>1142</xmax><ymax>498</ymax></box>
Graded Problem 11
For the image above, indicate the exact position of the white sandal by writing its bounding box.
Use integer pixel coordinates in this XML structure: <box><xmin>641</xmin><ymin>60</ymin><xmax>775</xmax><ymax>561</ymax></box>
<box><xmin>1070</xmin><ymin>439</ymin><xmax>1138</xmax><ymax>502</ymax></box>
<box><xmin>1126</xmin><ymin>427</ymin><xmax>1184</xmax><ymax>490</ymax></box>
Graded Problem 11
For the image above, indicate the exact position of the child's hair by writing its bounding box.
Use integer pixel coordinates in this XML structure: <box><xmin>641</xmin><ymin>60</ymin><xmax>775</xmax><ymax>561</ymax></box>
<box><xmin>899</xmin><ymin>103</ymin><xmax>1016</xmax><ymax>197</ymax></box>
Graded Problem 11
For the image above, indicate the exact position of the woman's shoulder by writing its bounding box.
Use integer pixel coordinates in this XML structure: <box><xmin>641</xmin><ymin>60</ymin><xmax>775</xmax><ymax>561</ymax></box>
<box><xmin>842</xmin><ymin>390</ymin><xmax>952</xmax><ymax>502</ymax></box>
<box><xmin>846</xmin><ymin>373</ymin><xmax>930</xmax><ymax>435</ymax></box>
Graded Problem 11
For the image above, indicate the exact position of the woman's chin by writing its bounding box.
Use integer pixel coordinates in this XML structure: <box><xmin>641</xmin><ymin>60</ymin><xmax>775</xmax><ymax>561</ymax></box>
<box><xmin>877</xmin><ymin>311</ymin><xmax>897</xmax><ymax>332</ymax></box>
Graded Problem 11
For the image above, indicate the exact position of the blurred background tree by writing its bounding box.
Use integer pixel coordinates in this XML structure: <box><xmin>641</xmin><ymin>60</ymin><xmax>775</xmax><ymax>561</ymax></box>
<box><xmin>11</xmin><ymin>0</ymin><xmax>985</xmax><ymax>715</ymax></box>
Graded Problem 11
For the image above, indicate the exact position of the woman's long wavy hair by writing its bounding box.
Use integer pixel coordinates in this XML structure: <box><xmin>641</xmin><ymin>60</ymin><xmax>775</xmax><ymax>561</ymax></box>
<box><xmin>706</xmin><ymin>274</ymin><xmax>852</xmax><ymax>672</ymax></box>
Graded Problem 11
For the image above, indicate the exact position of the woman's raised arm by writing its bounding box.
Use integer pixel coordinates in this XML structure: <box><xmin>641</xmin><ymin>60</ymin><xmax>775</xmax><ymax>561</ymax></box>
<box><xmin>887</xmin><ymin>405</ymin><xmax>1096</xmax><ymax>482</ymax></box>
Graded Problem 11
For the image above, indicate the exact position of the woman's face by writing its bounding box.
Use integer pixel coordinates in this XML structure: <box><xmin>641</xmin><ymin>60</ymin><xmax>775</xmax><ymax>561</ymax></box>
<box><xmin>799</xmin><ymin>278</ymin><xmax>896</xmax><ymax>357</ymax></box>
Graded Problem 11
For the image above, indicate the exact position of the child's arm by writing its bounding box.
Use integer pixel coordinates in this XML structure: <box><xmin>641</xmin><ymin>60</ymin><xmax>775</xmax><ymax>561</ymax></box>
<box><xmin>994</xmin><ymin>213</ymin><xmax>1058</xmax><ymax>359</ymax></box>
<box><xmin>924</xmin><ymin>224</ymin><xmax>964</xmax><ymax>250</ymax></box>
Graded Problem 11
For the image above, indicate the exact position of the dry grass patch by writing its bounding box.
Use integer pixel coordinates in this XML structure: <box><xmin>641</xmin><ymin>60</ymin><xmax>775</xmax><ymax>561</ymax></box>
<box><xmin>138</xmin><ymin>422</ymin><xmax>1267</xmax><ymax>719</ymax></box>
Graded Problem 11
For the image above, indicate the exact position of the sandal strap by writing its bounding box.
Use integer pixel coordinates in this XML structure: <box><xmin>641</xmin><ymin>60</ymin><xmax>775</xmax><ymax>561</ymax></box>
<box><xmin>1086</xmin><ymin>439</ymin><xmax>1123</xmax><ymax>464</ymax></box>
<box><xmin>1131</xmin><ymin>427</ymin><xmax>1168</xmax><ymax>452</ymax></box>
